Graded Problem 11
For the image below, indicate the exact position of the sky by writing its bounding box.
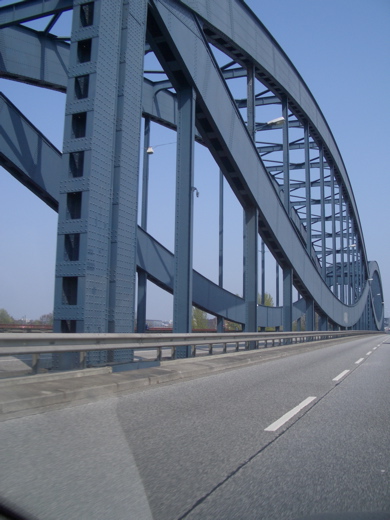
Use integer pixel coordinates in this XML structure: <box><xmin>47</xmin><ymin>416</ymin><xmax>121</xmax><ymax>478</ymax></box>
<box><xmin>0</xmin><ymin>0</ymin><xmax>389</xmax><ymax>322</ymax></box>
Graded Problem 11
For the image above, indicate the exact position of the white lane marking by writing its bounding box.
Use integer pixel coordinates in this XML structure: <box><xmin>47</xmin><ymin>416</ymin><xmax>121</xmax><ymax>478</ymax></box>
<box><xmin>355</xmin><ymin>358</ymin><xmax>364</xmax><ymax>365</ymax></box>
<box><xmin>366</xmin><ymin>351</ymin><xmax>372</xmax><ymax>356</ymax></box>
<box><xmin>373</xmin><ymin>347</ymin><xmax>378</xmax><ymax>351</ymax></box>
<box><xmin>264</xmin><ymin>396</ymin><xmax>316</xmax><ymax>432</ymax></box>
<box><xmin>332</xmin><ymin>369</ymin><xmax>350</xmax><ymax>382</ymax></box>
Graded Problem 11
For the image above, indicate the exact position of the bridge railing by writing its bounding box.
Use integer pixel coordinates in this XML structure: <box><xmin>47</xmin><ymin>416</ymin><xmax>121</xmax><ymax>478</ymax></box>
<box><xmin>0</xmin><ymin>330</ymin><xmax>381</xmax><ymax>375</ymax></box>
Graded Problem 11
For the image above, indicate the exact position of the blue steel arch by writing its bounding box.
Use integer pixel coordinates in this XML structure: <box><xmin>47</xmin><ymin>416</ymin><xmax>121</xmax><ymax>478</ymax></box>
<box><xmin>0</xmin><ymin>0</ymin><xmax>384</xmax><ymax>345</ymax></box>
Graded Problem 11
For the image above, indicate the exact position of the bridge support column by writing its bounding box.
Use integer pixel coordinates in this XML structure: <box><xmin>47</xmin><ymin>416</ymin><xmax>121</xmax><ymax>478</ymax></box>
<box><xmin>53</xmin><ymin>0</ymin><xmax>147</xmax><ymax>368</ymax></box>
<box><xmin>260</xmin><ymin>240</ymin><xmax>266</xmax><ymax>308</ymax></box>
<box><xmin>282</xmin><ymin>96</ymin><xmax>290</xmax><ymax>213</ymax></box>
<box><xmin>305</xmin><ymin>297</ymin><xmax>315</xmax><ymax>331</ymax></box>
<box><xmin>137</xmin><ymin>270</ymin><xmax>147</xmax><ymax>333</ymax></box>
<box><xmin>137</xmin><ymin>118</ymin><xmax>151</xmax><ymax>333</ymax></box>
<box><xmin>217</xmin><ymin>170</ymin><xmax>224</xmax><ymax>334</ymax></box>
<box><xmin>173</xmin><ymin>87</ymin><xmax>196</xmax><ymax>357</ymax></box>
<box><xmin>339</xmin><ymin>192</ymin><xmax>345</xmax><ymax>303</ymax></box>
<box><xmin>244</xmin><ymin>205</ymin><xmax>258</xmax><ymax>347</ymax></box>
<box><xmin>283</xmin><ymin>266</ymin><xmax>293</xmax><ymax>333</ymax></box>
<box><xmin>319</xmin><ymin>145</ymin><xmax>326</xmax><ymax>280</ymax></box>
<box><xmin>330</xmin><ymin>167</ymin><xmax>337</xmax><ymax>297</ymax></box>
<box><xmin>304</xmin><ymin>121</ymin><xmax>312</xmax><ymax>255</ymax></box>
<box><xmin>319</xmin><ymin>315</ymin><xmax>328</xmax><ymax>331</ymax></box>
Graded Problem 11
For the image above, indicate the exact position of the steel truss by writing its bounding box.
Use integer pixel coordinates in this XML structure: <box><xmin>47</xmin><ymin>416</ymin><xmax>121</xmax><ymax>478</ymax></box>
<box><xmin>0</xmin><ymin>0</ymin><xmax>384</xmax><ymax>361</ymax></box>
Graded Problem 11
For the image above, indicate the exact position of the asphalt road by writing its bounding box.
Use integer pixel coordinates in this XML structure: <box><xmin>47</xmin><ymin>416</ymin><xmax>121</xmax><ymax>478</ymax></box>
<box><xmin>0</xmin><ymin>335</ymin><xmax>389</xmax><ymax>520</ymax></box>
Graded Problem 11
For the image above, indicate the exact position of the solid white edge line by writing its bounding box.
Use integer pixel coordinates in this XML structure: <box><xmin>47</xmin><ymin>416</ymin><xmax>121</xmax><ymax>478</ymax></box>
<box><xmin>264</xmin><ymin>396</ymin><xmax>317</xmax><ymax>432</ymax></box>
<box><xmin>332</xmin><ymin>369</ymin><xmax>350</xmax><ymax>382</ymax></box>
<box><xmin>355</xmin><ymin>358</ymin><xmax>364</xmax><ymax>365</ymax></box>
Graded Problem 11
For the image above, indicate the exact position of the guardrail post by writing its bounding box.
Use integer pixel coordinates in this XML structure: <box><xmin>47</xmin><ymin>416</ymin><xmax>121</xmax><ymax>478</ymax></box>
<box><xmin>32</xmin><ymin>354</ymin><xmax>40</xmax><ymax>374</ymax></box>
<box><xmin>79</xmin><ymin>351</ymin><xmax>86</xmax><ymax>369</ymax></box>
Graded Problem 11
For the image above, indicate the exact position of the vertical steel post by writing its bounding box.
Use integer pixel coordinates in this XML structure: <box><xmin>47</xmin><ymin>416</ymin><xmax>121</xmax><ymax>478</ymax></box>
<box><xmin>357</xmin><ymin>245</ymin><xmax>361</xmax><ymax>300</ymax></box>
<box><xmin>339</xmin><ymin>193</ymin><xmax>345</xmax><ymax>303</ymax></box>
<box><xmin>319</xmin><ymin>314</ymin><xmax>328</xmax><ymax>331</ymax></box>
<box><xmin>108</xmin><ymin>0</ymin><xmax>147</xmax><ymax>352</ymax></box>
<box><xmin>346</xmin><ymin>204</ymin><xmax>351</xmax><ymax>305</ymax></box>
<box><xmin>330</xmin><ymin>167</ymin><xmax>337</xmax><ymax>296</ymax></box>
<box><xmin>283</xmin><ymin>266</ymin><xmax>293</xmax><ymax>332</ymax></box>
<box><xmin>53</xmin><ymin>0</ymin><xmax>147</xmax><ymax>368</ymax></box>
<box><xmin>319</xmin><ymin>145</ymin><xmax>326</xmax><ymax>280</ymax></box>
<box><xmin>275</xmin><ymin>263</ymin><xmax>280</xmax><ymax>331</ymax></box>
<box><xmin>352</xmin><ymin>231</ymin><xmax>357</xmax><ymax>303</ymax></box>
<box><xmin>282</xmin><ymin>96</ymin><xmax>291</xmax><ymax>334</ymax></box>
<box><xmin>247</xmin><ymin>63</ymin><xmax>256</xmax><ymax>141</ymax></box>
<box><xmin>217</xmin><ymin>170</ymin><xmax>224</xmax><ymax>333</ymax></box>
<box><xmin>173</xmin><ymin>87</ymin><xmax>196</xmax><ymax>357</ymax></box>
<box><xmin>304</xmin><ymin>121</ymin><xmax>312</xmax><ymax>255</ymax></box>
<box><xmin>244</xmin><ymin>63</ymin><xmax>258</xmax><ymax>343</ymax></box>
<box><xmin>306</xmin><ymin>297</ymin><xmax>314</xmax><ymax>331</ymax></box>
<box><xmin>137</xmin><ymin>117</ymin><xmax>151</xmax><ymax>333</ymax></box>
<box><xmin>244</xmin><ymin>205</ymin><xmax>259</xmax><ymax>342</ymax></box>
<box><xmin>261</xmin><ymin>240</ymin><xmax>265</xmax><ymax>305</ymax></box>
<box><xmin>141</xmin><ymin>118</ymin><xmax>151</xmax><ymax>230</ymax></box>
<box><xmin>282</xmin><ymin>96</ymin><xmax>290</xmax><ymax>214</ymax></box>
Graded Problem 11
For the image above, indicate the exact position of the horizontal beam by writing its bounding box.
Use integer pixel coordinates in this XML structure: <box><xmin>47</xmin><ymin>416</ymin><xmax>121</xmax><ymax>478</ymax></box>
<box><xmin>0</xmin><ymin>0</ymin><xmax>72</xmax><ymax>28</ymax></box>
<box><xmin>0</xmin><ymin>93</ymin><xmax>60</xmax><ymax>210</ymax></box>
<box><xmin>0</xmin><ymin>26</ymin><xmax>69</xmax><ymax>91</ymax></box>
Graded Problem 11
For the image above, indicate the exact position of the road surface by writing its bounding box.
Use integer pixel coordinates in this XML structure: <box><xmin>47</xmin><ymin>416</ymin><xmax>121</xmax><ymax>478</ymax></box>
<box><xmin>0</xmin><ymin>335</ymin><xmax>389</xmax><ymax>519</ymax></box>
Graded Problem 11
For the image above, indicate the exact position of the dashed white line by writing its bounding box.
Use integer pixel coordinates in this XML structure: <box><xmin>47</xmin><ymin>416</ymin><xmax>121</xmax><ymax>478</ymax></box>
<box><xmin>264</xmin><ymin>396</ymin><xmax>316</xmax><ymax>432</ymax></box>
<box><xmin>332</xmin><ymin>369</ymin><xmax>350</xmax><ymax>382</ymax></box>
<box><xmin>373</xmin><ymin>347</ymin><xmax>378</xmax><ymax>351</ymax></box>
<box><xmin>355</xmin><ymin>358</ymin><xmax>364</xmax><ymax>365</ymax></box>
<box><xmin>366</xmin><ymin>351</ymin><xmax>372</xmax><ymax>356</ymax></box>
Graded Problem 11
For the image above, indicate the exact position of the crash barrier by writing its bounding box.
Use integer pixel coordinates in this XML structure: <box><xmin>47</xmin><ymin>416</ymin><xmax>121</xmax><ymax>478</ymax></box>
<box><xmin>0</xmin><ymin>330</ymin><xmax>381</xmax><ymax>375</ymax></box>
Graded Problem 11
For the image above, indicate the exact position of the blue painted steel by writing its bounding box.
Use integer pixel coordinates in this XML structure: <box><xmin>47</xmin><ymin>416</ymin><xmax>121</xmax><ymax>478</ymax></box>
<box><xmin>0</xmin><ymin>0</ymin><xmax>384</xmax><ymax>348</ymax></box>
<box><xmin>244</xmin><ymin>205</ymin><xmax>258</xmax><ymax>337</ymax></box>
<box><xmin>283</xmin><ymin>267</ymin><xmax>293</xmax><ymax>332</ymax></box>
<box><xmin>0</xmin><ymin>93</ymin><xmax>60</xmax><ymax>209</ymax></box>
<box><xmin>173</xmin><ymin>87</ymin><xmax>196</xmax><ymax>357</ymax></box>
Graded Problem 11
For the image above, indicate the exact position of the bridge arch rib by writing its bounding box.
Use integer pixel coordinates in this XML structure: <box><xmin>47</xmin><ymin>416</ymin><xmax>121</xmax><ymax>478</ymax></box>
<box><xmin>0</xmin><ymin>0</ymin><xmax>384</xmax><ymax>341</ymax></box>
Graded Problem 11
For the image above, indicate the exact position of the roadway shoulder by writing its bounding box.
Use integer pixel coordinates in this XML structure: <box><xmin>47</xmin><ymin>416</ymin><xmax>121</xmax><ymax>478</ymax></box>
<box><xmin>0</xmin><ymin>336</ymin><xmax>359</xmax><ymax>419</ymax></box>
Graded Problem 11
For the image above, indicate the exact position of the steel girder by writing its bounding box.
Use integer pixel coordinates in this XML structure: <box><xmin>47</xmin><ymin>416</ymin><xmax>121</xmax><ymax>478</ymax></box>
<box><xmin>0</xmin><ymin>0</ymin><xmax>384</xmax><ymax>334</ymax></box>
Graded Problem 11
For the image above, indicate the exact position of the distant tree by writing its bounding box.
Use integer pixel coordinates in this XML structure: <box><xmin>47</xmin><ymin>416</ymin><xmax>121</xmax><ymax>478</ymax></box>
<box><xmin>192</xmin><ymin>307</ymin><xmax>208</xmax><ymax>330</ymax></box>
<box><xmin>258</xmin><ymin>292</ymin><xmax>274</xmax><ymax>306</ymax></box>
<box><xmin>224</xmin><ymin>320</ymin><xmax>242</xmax><ymax>331</ymax></box>
<box><xmin>0</xmin><ymin>308</ymin><xmax>15</xmax><ymax>324</ymax></box>
<box><xmin>258</xmin><ymin>292</ymin><xmax>275</xmax><ymax>331</ymax></box>
<box><xmin>39</xmin><ymin>313</ymin><xmax>53</xmax><ymax>325</ymax></box>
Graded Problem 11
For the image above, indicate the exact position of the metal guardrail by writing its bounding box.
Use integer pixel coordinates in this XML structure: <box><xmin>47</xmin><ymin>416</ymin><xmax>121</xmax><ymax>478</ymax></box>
<box><xmin>0</xmin><ymin>330</ymin><xmax>381</xmax><ymax>374</ymax></box>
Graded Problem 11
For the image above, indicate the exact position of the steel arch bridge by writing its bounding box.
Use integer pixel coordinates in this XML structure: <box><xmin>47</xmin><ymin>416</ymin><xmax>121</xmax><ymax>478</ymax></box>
<box><xmin>0</xmin><ymin>0</ymin><xmax>384</xmax><ymax>357</ymax></box>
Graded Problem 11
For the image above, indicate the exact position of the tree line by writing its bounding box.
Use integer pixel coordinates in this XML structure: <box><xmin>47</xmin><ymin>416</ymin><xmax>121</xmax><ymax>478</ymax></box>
<box><xmin>0</xmin><ymin>308</ymin><xmax>53</xmax><ymax>326</ymax></box>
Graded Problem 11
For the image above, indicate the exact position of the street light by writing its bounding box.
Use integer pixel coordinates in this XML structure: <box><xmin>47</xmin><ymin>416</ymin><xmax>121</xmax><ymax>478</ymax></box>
<box><xmin>267</xmin><ymin>116</ymin><xmax>285</xmax><ymax>126</ymax></box>
<box><xmin>146</xmin><ymin>141</ymin><xmax>176</xmax><ymax>155</ymax></box>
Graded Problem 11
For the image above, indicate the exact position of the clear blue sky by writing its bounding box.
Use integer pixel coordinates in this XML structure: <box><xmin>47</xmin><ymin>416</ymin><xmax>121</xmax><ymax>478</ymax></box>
<box><xmin>0</xmin><ymin>0</ymin><xmax>389</xmax><ymax>321</ymax></box>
